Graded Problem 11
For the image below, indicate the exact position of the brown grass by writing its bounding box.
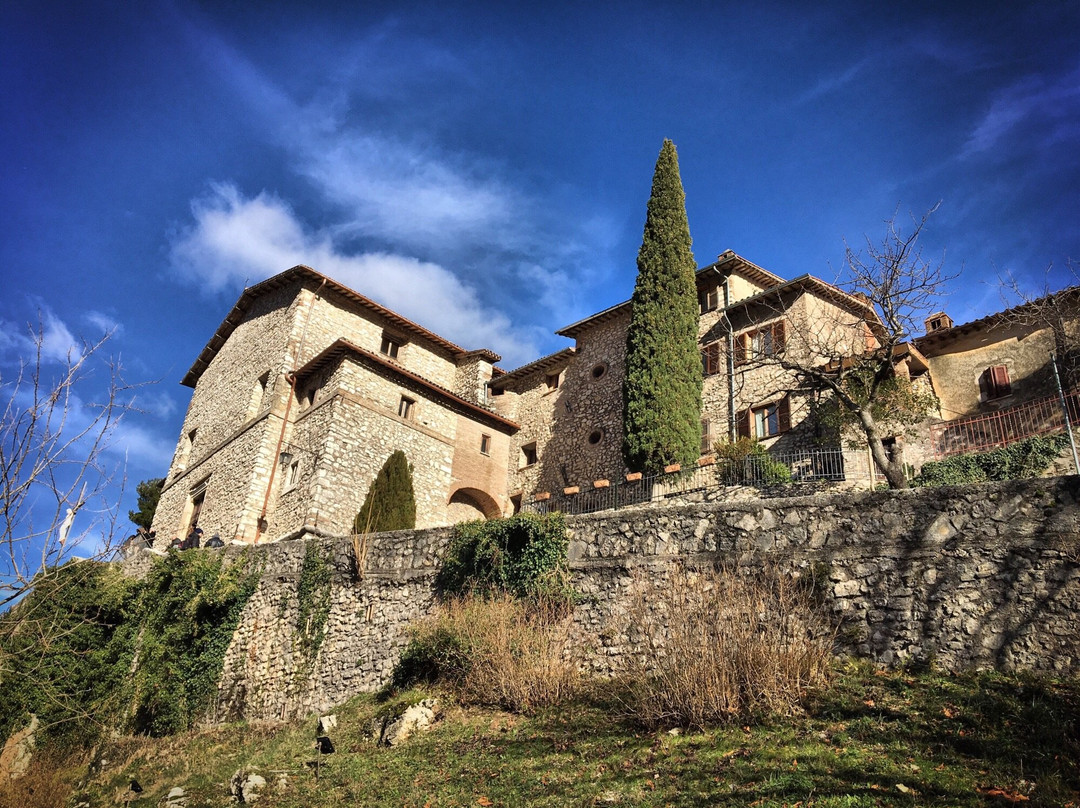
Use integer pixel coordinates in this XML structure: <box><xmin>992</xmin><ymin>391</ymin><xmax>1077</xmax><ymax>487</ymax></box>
<box><xmin>619</xmin><ymin>562</ymin><xmax>833</xmax><ymax>728</ymax></box>
<box><xmin>0</xmin><ymin>752</ymin><xmax>74</xmax><ymax>808</ymax></box>
<box><xmin>408</xmin><ymin>594</ymin><xmax>580</xmax><ymax>713</ymax></box>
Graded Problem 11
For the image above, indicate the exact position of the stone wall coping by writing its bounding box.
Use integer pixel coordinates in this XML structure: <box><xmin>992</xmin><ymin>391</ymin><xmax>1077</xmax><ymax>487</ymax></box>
<box><xmin>563</xmin><ymin>486</ymin><xmax>580</xmax><ymax>495</ymax></box>
<box><xmin>593</xmin><ymin>479</ymin><xmax>610</xmax><ymax>489</ymax></box>
<box><xmin>664</xmin><ymin>463</ymin><xmax>681</xmax><ymax>474</ymax></box>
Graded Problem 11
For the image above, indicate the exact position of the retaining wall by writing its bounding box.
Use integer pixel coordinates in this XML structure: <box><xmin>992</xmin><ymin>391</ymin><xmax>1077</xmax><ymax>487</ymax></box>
<box><xmin>123</xmin><ymin>476</ymin><xmax>1080</xmax><ymax>721</ymax></box>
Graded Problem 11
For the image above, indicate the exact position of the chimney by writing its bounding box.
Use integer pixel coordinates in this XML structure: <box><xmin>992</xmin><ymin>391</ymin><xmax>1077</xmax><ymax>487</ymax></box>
<box><xmin>924</xmin><ymin>311</ymin><xmax>953</xmax><ymax>333</ymax></box>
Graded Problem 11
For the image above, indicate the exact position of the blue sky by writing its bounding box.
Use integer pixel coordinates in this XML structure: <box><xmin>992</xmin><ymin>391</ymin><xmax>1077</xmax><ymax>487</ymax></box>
<box><xmin>2</xmin><ymin>1</ymin><xmax>1079</xmax><ymax>536</ymax></box>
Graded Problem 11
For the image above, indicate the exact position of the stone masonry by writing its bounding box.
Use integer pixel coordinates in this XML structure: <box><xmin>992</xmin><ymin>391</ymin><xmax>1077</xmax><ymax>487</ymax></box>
<box><xmin>125</xmin><ymin>476</ymin><xmax>1080</xmax><ymax>721</ymax></box>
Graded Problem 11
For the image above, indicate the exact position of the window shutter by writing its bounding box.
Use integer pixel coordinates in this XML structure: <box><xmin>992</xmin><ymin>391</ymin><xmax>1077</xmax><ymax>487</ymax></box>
<box><xmin>979</xmin><ymin>368</ymin><xmax>991</xmax><ymax>401</ymax></box>
<box><xmin>702</xmin><ymin>342</ymin><xmax>721</xmax><ymax>376</ymax></box>
<box><xmin>734</xmin><ymin>334</ymin><xmax>748</xmax><ymax>366</ymax></box>
<box><xmin>700</xmin><ymin>419</ymin><xmax>712</xmax><ymax>454</ymax></box>
<box><xmin>991</xmin><ymin>365</ymin><xmax>1011</xmax><ymax>396</ymax></box>
<box><xmin>778</xmin><ymin>397</ymin><xmax>791</xmax><ymax>432</ymax></box>
<box><xmin>773</xmin><ymin>320</ymin><xmax>786</xmax><ymax>354</ymax></box>
<box><xmin>736</xmin><ymin>408</ymin><xmax>752</xmax><ymax>439</ymax></box>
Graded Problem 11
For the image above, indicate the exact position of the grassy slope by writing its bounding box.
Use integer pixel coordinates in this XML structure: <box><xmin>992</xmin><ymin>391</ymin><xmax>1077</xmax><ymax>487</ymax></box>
<box><xmin>15</xmin><ymin>663</ymin><xmax>1080</xmax><ymax>808</ymax></box>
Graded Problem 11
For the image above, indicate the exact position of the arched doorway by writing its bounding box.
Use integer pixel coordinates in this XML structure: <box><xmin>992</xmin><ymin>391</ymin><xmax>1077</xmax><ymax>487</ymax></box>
<box><xmin>445</xmin><ymin>487</ymin><xmax>502</xmax><ymax>523</ymax></box>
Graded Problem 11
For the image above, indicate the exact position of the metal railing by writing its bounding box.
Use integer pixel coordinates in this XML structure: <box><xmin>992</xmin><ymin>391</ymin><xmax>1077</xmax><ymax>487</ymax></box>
<box><xmin>522</xmin><ymin>446</ymin><xmax>847</xmax><ymax>517</ymax></box>
<box><xmin>930</xmin><ymin>390</ymin><xmax>1080</xmax><ymax>459</ymax></box>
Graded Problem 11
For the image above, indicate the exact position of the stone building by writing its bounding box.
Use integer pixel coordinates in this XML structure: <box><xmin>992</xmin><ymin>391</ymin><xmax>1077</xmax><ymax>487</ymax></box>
<box><xmin>163</xmin><ymin>253</ymin><xmax>1063</xmax><ymax>543</ymax></box>
<box><xmin>152</xmin><ymin>266</ymin><xmax>517</xmax><ymax>544</ymax></box>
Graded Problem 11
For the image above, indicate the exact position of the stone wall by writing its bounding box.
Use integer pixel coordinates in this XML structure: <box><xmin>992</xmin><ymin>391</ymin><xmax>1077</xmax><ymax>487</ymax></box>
<box><xmin>128</xmin><ymin>476</ymin><xmax>1080</xmax><ymax>721</ymax></box>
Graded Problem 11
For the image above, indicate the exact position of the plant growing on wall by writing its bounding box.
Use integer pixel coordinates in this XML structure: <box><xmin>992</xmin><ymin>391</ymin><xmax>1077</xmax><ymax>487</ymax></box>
<box><xmin>622</xmin><ymin>139</ymin><xmax>703</xmax><ymax>475</ymax></box>
<box><xmin>354</xmin><ymin>450</ymin><xmax>416</xmax><ymax>533</ymax></box>
<box><xmin>437</xmin><ymin>512</ymin><xmax>570</xmax><ymax>603</ymax></box>
<box><xmin>295</xmin><ymin>540</ymin><xmax>332</xmax><ymax>666</ymax></box>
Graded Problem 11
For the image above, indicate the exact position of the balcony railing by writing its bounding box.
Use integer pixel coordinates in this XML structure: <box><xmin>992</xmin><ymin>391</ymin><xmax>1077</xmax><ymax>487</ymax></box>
<box><xmin>930</xmin><ymin>390</ymin><xmax>1080</xmax><ymax>459</ymax></box>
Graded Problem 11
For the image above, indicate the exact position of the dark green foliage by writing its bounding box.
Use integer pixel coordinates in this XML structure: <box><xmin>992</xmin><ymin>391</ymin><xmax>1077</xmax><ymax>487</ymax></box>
<box><xmin>354</xmin><ymin>450</ymin><xmax>416</xmax><ymax>533</ymax></box>
<box><xmin>714</xmin><ymin>438</ymin><xmax>793</xmax><ymax>485</ymax></box>
<box><xmin>437</xmin><ymin>513</ymin><xmax>569</xmax><ymax>601</ymax></box>
<box><xmin>622</xmin><ymin>139</ymin><xmax>703</xmax><ymax>474</ymax></box>
<box><xmin>295</xmin><ymin>541</ymin><xmax>332</xmax><ymax>664</ymax></box>
<box><xmin>126</xmin><ymin>550</ymin><xmax>261</xmax><ymax>736</ymax></box>
<box><xmin>390</xmin><ymin>625</ymin><xmax>471</xmax><ymax>691</ymax></box>
<box><xmin>0</xmin><ymin>562</ymin><xmax>135</xmax><ymax>748</ymax></box>
<box><xmin>128</xmin><ymin>477</ymin><xmax>164</xmax><ymax>530</ymax></box>
<box><xmin>0</xmin><ymin>551</ymin><xmax>261</xmax><ymax>744</ymax></box>
<box><xmin>915</xmin><ymin>434</ymin><xmax>1068</xmax><ymax>487</ymax></box>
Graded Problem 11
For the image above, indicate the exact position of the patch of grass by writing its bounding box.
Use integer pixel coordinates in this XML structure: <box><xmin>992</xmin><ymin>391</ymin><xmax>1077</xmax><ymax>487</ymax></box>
<box><xmin>32</xmin><ymin>664</ymin><xmax>1080</xmax><ymax>807</ymax></box>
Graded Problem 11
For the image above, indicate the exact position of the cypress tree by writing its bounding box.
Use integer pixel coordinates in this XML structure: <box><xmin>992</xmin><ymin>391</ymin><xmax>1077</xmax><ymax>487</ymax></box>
<box><xmin>354</xmin><ymin>450</ymin><xmax>416</xmax><ymax>533</ymax></box>
<box><xmin>622</xmin><ymin>139</ymin><xmax>703</xmax><ymax>474</ymax></box>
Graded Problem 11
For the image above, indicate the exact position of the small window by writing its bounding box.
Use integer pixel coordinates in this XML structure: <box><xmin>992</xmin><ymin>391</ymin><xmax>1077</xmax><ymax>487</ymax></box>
<box><xmin>700</xmin><ymin>419</ymin><xmax>713</xmax><ymax>454</ymax></box>
<box><xmin>284</xmin><ymin>459</ymin><xmax>300</xmax><ymax>490</ymax></box>
<box><xmin>699</xmin><ymin>286</ymin><xmax>720</xmax><ymax>314</ymax></box>
<box><xmin>591</xmin><ymin>363</ymin><xmax>607</xmax><ymax>380</ymax></box>
<box><xmin>588</xmin><ymin>429</ymin><xmax>603</xmax><ymax>445</ymax></box>
<box><xmin>246</xmin><ymin>372</ymin><xmax>269</xmax><ymax>420</ymax></box>
<box><xmin>737</xmin><ymin>398</ymin><xmax>792</xmax><ymax>439</ymax></box>
<box><xmin>398</xmin><ymin>396</ymin><xmax>415</xmax><ymax>419</ymax></box>
<box><xmin>490</xmin><ymin>386</ymin><xmax>505</xmax><ymax>396</ymax></box>
<box><xmin>545</xmin><ymin>372</ymin><xmax>561</xmax><ymax>391</ymax></box>
<box><xmin>380</xmin><ymin>334</ymin><xmax>403</xmax><ymax>359</ymax></box>
<box><xmin>980</xmin><ymin>365</ymin><xmax>1012</xmax><ymax>401</ymax></box>
<box><xmin>735</xmin><ymin>321</ymin><xmax>786</xmax><ymax>366</ymax></box>
<box><xmin>480</xmin><ymin>434</ymin><xmax>491</xmax><ymax>455</ymax></box>
<box><xmin>520</xmin><ymin>442</ymin><xmax>538</xmax><ymax>468</ymax></box>
<box><xmin>701</xmin><ymin>342</ymin><xmax>722</xmax><ymax>376</ymax></box>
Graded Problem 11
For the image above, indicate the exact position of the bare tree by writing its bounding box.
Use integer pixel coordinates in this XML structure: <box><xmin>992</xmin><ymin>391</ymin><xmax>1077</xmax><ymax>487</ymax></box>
<box><xmin>0</xmin><ymin>322</ymin><xmax>137</xmax><ymax>610</ymax></box>
<box><xmin>752</xmin><ymin>206</ymin><xmax>950</xmax><ymax>488</ymax></box>
<box><xmin>998</xmin><ymin>262</ymin><xmax>1080</xmax><ymax>390</ymax></box>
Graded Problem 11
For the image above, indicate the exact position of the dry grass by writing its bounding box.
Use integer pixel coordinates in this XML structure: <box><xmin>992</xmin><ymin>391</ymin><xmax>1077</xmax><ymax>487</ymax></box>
<box><xmin>0</xmin><ymin>752</ymin><xmax>74</xmax><ymax>808</ymax></box>
<box><xmin>403</xmin><ymin>594</ymin><xmax>580</xmax><ymax>713</ymax></box>
<box><xmin>619</xmin><ymin>562</ymin><xmax>833</xmax><ymax>728</ymax></box>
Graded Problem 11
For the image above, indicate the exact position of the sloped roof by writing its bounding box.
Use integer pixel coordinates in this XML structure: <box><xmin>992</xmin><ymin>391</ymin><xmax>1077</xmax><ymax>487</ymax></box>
<box><xmin>488</xmin><ymin>348</ymin><xmax>576</xmax><ymax>389</ymax></box>
<box><xmin>294</xmin><ymin>338</ymin><xmax>519</xmax><ymax>432</ymax></box>
<box><xmin>181</xmin><ymin>265</ymin><xmax>501</xmax><ymax>387</ymax></box>
<box><xmin>555</xmin><ymin>250</ymin><xmax>789</xmax><ymax>339</ymax></box>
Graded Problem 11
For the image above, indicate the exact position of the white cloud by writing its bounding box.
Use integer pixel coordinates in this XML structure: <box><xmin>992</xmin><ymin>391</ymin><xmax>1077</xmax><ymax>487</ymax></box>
<box><xmin>0</xmin><ymin>306</ymin><xmax>81</xmax><ymax>365</ymax></box>
<box><xmin>169</xmin><ymin>184</ymin><xmax>539</xmax><ymax>365</ymax></box>
<box><xmin>84</xmin><ymin>310</ymin><xmax>124</xmax><ymax>337</ymax></box>
<box><xmin>964</xmin><ymin>65</ymin><xmax>1080</xmax><ymax>156</ymax></box>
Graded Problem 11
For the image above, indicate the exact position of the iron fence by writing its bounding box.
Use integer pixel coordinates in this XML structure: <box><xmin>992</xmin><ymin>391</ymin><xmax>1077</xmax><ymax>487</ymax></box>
<box><xmin>522</xmin><ymin>446</ymin><xmax>846</xmax><ymax>517</ymax></box>
<box><xmin>930</xmin><ymin>390</ymin><xmax>1080</xmax><ymax>459</ymax></box>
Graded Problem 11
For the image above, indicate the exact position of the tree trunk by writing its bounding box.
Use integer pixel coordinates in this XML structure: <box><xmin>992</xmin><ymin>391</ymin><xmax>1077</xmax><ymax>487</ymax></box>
<box><xmin>860</xmin><ymin>410</ymin><xmax>909</xmax><ymax>489</ymax></box>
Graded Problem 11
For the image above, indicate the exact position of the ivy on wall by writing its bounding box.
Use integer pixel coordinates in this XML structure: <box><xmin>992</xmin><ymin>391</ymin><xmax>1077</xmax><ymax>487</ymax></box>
<box><xmin>0</xmin><ymin>549</ymin><xmax>261</xmax><ymax>743</ymax></box>
<box><xmin>295</xmin><ymin>541</ymin><xmax>333</xmax><ymax>667</ymax></box>
<box><xmin>437</xmin><ymin>513</ymin><xmax>570</xmax><ymax>602</ymax></box>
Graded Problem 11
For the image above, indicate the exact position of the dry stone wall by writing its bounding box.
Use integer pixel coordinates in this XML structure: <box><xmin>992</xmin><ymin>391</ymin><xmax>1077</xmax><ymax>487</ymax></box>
<box><xmin>128</xmin><ymin>476</ymin><xmax>1080</xmax><ymax>722</ymax></box>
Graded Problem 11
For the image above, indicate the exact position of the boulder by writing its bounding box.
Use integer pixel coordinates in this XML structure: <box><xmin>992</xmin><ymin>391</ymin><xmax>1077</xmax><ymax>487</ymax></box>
<box><xmin>371</xmin><ymin>698</ymin><xmax>440</xmax><ymax>746</ymax></box>
<box><xmin>0</xmin><ymin>714</ymin><xmax>38</xmax><ymax>780</ymax></box>
<box><xmin>165</xmin><ymin>786</ymin><xmax>188</xmax><ymax>807</ymax></box>
<box><xmin>230</xmin><ymin>769</ymin><xmax>267</xmax><ymax>803</ymax></box>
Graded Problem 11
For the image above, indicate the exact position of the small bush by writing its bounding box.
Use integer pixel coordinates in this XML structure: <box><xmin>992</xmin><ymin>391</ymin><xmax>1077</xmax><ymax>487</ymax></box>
<box><xmin>714</xmin><ymin>438</ymin><xmax>792</xmax><ymax>485</ymax></box>
<box><xmin>915</xmin><ymin>433</ymin><xmax>1068</xmax><ymax>487</ymax></box>
<box><xmin>618</xmin><ymin>563</ymin><xmax>832</xmax><ymax>729</ymax></box>
<box><xmin>437</xmin><ymin>513</ymin><xmax>571</xmax><ymax>603</ymax></box>
<box><xmin>391</xmin><ymin>595</ymin><xmax>579</xmax><ymax>713</ymax></box>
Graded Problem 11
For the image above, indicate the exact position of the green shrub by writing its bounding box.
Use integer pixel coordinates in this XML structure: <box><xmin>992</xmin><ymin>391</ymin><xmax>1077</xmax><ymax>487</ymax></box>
<box><xmin>915</xmin><ymin>434</ymin><xmax>1068</xmax><ymax>487</ymax></box>
<box><xmin>437</xmin><ymin>512</ymin><xmax>570</xmax><ymax>602</ymax></box>
<box><xmin>714</xmin><ymin>438</ymin><xmax>792</xmax><ymax>485</ymax></box>
<box><xmin>295</xmin><ymin>541</ymin><xmax>332</xmax><ymax>666</ymax></box>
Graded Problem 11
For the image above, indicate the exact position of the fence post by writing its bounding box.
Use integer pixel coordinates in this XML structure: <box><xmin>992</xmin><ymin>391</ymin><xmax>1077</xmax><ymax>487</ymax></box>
<box><xmin>1051</xmin><ymin>351</ymin><xmax>1080</xmax><ymax>474</ymax></box>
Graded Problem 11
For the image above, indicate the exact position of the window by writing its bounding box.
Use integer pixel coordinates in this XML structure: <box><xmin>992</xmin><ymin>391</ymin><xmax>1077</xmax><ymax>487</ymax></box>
<box><xmin>700</xmin><ymin>419</ymin><xmax>713</xmax><ymax>454</ymax></box>
<box><xmin>480</xmin><ymin>434</ymin><xmax>491</xmax><ymax>455</ymax></box>
<box><xmin>735</xmin><ymin>321</ymin><xmax>786</xmax><ymax>365</ymax></box>
<box><xmin>246</xmin><ymin>372</ymin><xmax>269</xmax><ymax>420</ymax></box>
<box><xmin>980</xmin><ymin>365</ymin><xmax>1012</xmax><ymax>401</ymax></box>
<box><xmin>701</xmin><ymin>342</ymin><xmax>722</xmax><ymax>376</ymax></box>
<box><xmin>520</xmin><ymin>442</ymin><xmax>538</xmax><ymax>468</ymax></box>
<box><xmin>398</xmin><ymin>396</ymin><xmax>415</xmax><ymax>419</ymax></box>
<box><xmin>699</xmin><ymin>285</ymin><xmax>720</xmax><ymax>314</ymax></box>
<box><xmin>284</xmin><ymin>459</ymin><xmax>300</xmax><ymax>490</ymax></box>
<box><xmin>545</xmin><ymin>372</ymin><xmax>561</xmax><ymax>391</ymax></box>
<box><xmin>380</xmin><ymin>333</ymin><xmax>403</xmax><ymax>359</ymax></box>
<box><xmin>737</xmin><ymin>398</ymin><xmax>791</xmax><ymax>439</ymax></box>
<box><xmin>490</xmin><ymin>386</ymin><xmax>505</xmax><ymax>396</ymax></box>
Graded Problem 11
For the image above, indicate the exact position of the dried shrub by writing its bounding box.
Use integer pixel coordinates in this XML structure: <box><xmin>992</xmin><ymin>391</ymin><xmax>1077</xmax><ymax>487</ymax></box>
<box><xmin>392</xmin><ymin>594</ymin><xmax>579</xmax><ymax>713</ymax></box>
<box><xmin>619</xmin><ymin>563</ymin><xmax>833</xmax><ymax>729</ymax></box>
<box><xmin>0</xmin><ymin>753</ymin><xmax>73</xmax><ymax>808</ymax></box>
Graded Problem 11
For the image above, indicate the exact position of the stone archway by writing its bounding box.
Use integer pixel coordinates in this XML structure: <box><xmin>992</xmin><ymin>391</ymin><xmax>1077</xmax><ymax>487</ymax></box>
<box><xmin>445</xmin><ymin>487</ymin><xmax>503</xmax><ymax>523</ymax></box>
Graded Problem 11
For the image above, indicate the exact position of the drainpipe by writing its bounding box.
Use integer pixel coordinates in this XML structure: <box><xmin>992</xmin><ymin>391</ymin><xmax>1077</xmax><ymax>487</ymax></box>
<box><xmin>722</xmin><ymin>277</ymin><xmax>736</xmax><ymax>439</ymax></box>
<box><xmin>254</xmin><ymin>279</ymin><xmax>326</xmax><ymax>543</ymax></box>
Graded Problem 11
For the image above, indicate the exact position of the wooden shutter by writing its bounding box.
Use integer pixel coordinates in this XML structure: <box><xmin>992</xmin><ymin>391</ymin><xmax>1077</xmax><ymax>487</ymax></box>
<box><xmin>736</xmin><ymin>408</ymin><xmax>752</xmax><ymax>439</ymax></box>
<box><xmin>700</xmin><ymin>419</ymin><xmax>712</xmax><ymax>454</ymax></box>
<box><xmin>991</xmin><ymin>365</ymin><xmax>1011</xmax><ymax>397</ymax></box>
<box><xmin>778</xmin><ymin>397</ymin><xmax>791</xmax><ymax>433</ymax></box>
<box><xmin>734</xmin><ymin>334</ymin><xmax>748</xmax><ymax>366</ymax></box>
<box><xmin>772</xmin><ymin>320</ymin><xmax>786</xmax><ymax>354</ymax></box>
<box><xmin>702</xmin><ymin>342</ymin><xmax>721</xmax><ymax>376</ymax></box>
